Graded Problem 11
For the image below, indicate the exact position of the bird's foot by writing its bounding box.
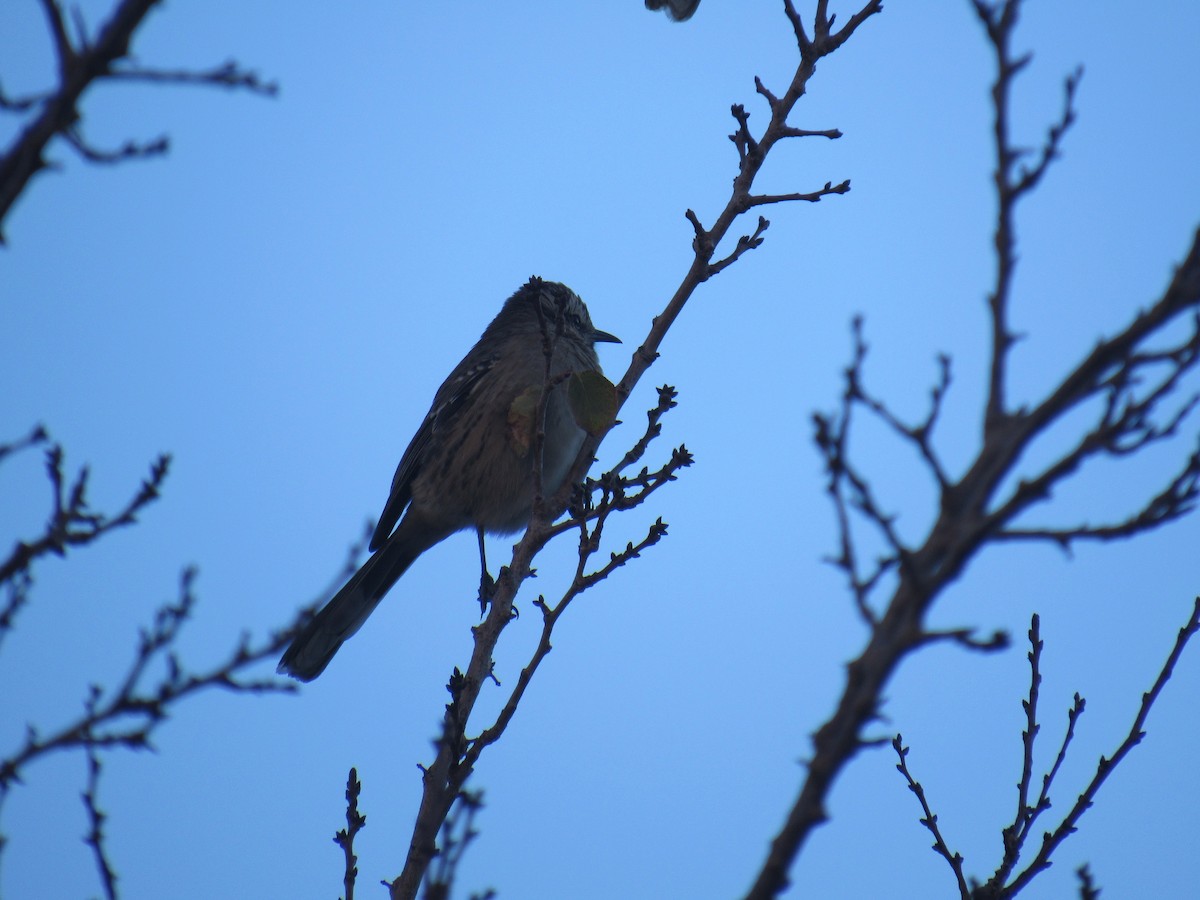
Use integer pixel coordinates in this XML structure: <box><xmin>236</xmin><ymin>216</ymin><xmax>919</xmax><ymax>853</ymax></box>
<box><xmin>477</xmin><ymin>569</ymin><xmax>496</xmax><ymax>615</ymax></box>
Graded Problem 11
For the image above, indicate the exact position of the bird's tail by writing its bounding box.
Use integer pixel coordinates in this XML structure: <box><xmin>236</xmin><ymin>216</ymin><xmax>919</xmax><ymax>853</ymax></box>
<box><xmin>278</xmin><ymin>522</ymin><xmax>446</xmax><ymax>681</ymax></box>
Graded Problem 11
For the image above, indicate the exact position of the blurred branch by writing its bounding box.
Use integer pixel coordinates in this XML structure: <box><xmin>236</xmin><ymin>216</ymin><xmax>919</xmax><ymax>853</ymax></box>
<box><xmin>82</xmin><ymin>733</ymin><xmax>118</xmax><ymax>900</ymax></box>
<box><xmin>0</xmin><ymin>0</ymin><xmax>276</xmax><ymax>242</ymax></box>
<box><xmin>0</xmin><ymin>424</ymin><xmax>48</xmax><ymax>462</ymax></box>
<box><xmin>422</xmin><ymin>790</ymin><xmax>494</xmax><ymax>900</ymax></box>
<box><xmin>972</xmin><ymin>0</ymin><xmax>1083</xmax><ymax>433</ymax></box>
<box><xmin>62</xmin><ymin>124</ymin><xmax>169</xmax><ymax>164</ymax></box>
<box><xmin>107</xmin><ymin>60</ymin><xmax>278</xmax><ymax>94</ymax></box>
<box><xmin>1075</xmin><ymin>864</ymin><xmax>1101</xmax><ymax>900</ymax></box>
<box><xmin>743</xmin><ymin>0</ymin><xmax>1200</xmax><ymax>895</ymax></box>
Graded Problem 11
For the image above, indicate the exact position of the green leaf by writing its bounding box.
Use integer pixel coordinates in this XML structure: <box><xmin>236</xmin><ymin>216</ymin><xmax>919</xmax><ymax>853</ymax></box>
<box><xmin>568</xmin><ymin>370</ymin><xmax>619</xmax><ymax>436</ymax></box>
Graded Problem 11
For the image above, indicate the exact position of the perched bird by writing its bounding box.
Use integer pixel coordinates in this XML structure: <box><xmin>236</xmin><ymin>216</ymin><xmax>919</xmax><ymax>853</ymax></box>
<box><xmin>645</xmin><ymin>0</ymin><xmax>701</xmax><ymax>22</ymax></box>
<box><xmin>279</xmin><ymin>278</ymin><xmax>619</xmax><ymax>681</ymax></box>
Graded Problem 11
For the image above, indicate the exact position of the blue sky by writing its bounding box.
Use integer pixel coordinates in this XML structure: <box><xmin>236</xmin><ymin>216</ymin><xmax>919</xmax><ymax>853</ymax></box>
<box><xmin>2</xmin><ymin>2</ymin><xmax>1198</xmax><ymax>898</ymax></box>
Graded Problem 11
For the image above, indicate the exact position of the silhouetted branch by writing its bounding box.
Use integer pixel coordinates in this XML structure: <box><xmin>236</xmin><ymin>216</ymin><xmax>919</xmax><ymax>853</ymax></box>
<box><xmin>916</xmin><ymin>627</ymin><xmax>1010</xmax><ymax>654</ymax></box>
<box><xmin>708</xmin><ymin>214</ymin><xmax>771</xmax><ymax>276</ymax></box>
<box><xmin>1075</xmin><ymin>864</ymin><xmax>1101</xmax><ymax>900</ymax></box>
<box><xmin>388</xmin><ymin>5</ymin><xmax>882</xmax><ymax>894</ymax></box>
<box><xmin>390</xmin><ymin>383</ymin><xmax>689</xmax><ymax>898</ymax></box>
<box><xmin>604</xmin><ymin>0</ymin><xmax>876</xmax><ymax>413</ymax></box>
<box><xmin>335</xmin><ymin>768</ymin><xmax>367</xmax><ymax>900</ymax></box>
<box><xmin>0</xmin><ymin>428</ymin><xmax>168</xmax><ymax>646</ymax></box>
<box><xmin>0</xmin><ymin>424</ymin><xmax>48</xmax><ymax>461</ymax></box>
<box><xmin>609</xmin><ymin>383</ymin><xmax>678</xmax><ymax>475</ymax></box>
<box><xmin>82</xmin><ymin>731</ymin><xmax>118</xmax><ymax>900</ymax></box>
<box><xmin>814</xmin><ymin>323</ymin><xmax>920</xmax><ymax>624</ymax></box>
<box><xmin>971</xmin><ymin>0</ymin><xmax>1084</xmax><ymax>432</ymax></box>
<box><xmin>981</xmin><ymin>615</ymin><xmax>1078</xmax><ymax>892</ymax></box>
<box><xmin>994</xmin><ymin>439</ymin><xmax>1200</xmax><ymax>551</ymax></box>
<box><xmin>854</xmin><ymin>339</ymin><xmax>954</xmax><ymax>492</ymax></box>
<box><xmin>422</xmin><ymin>790</ymin><xmax>493</xmax><ymax>900</ymax></box>
<box><xmin>744</xmin><ymin>1</ymin><xmax>1200</xmax><ymax>896</ymax></box>
<box><xmin>0</xmin><ymin>83</ymin><xmax>50</xmax><ymax>113</ymax></box>
<box><xmin>897</xmin><ymin>600</ymin><xmax>1197</xmax><ymax>899</ymax></box>
<box><xmin>1</xmin><ymin>570</ymin><xmax>281</xmax><ymax>790</ymax></box>
<box><xmin>892</xmin><ymin>735</ymin><xmax>970</xmax><ymax>898</ymax></box>
<box><xmin>1</xmin><ymin>521</ymin><xmax>368</xmax><ymax>796</ymax></box>
<box><xmin>746</xmin><ymin>180</ymin><xmax>851</xmax><ymax>209</ymax></box>
<box><xmin>62</xmin><ymin>125</ymin><xmax>169</xmax><ymax>164</ymax></box>
<box><xmin>995</xmin><ymin>596</ymin><xmax>1200</xmax><ymax>897</ymax></box>
<box><xmin>1009</xmin><ymin>616</ymin><xmax>1045</xmax><ymax>871</ymax></box>
<box><xmin>0</xmin><ymin>0</ymin><xmax>276</xmax><ymax>241</ymax></box>
<box><xmin>108</xmin><ymin>60</ymin><xmax>278</xmax><ymax>95</ymax></box>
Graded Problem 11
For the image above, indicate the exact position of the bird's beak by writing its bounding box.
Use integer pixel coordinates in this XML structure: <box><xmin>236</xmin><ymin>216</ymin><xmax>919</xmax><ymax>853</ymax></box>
<box><xmin>591</xmin><ymin>328</ymin><xmax>621</xmax><ymax>344</ymax></box>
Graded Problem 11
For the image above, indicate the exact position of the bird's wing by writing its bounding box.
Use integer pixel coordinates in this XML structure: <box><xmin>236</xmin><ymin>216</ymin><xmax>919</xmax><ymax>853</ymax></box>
<box><xmin>368</xmin><ymin>353</ymin><xmax>499</xmax><ymax>550</ymax></box>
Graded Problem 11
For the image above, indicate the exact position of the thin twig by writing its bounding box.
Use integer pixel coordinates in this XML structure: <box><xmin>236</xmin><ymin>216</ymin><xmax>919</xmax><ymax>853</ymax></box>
<box><xmin>1075</xmin><ymin>864</ymin><xmax>1101</xmax><ymax>900</ymax></box>
<box><xmin>0</xmin><ymin>0</ymin><xmax>276</xmax><ymax>241</ymax></box>
<box><xmin>892</xmin><ymin>735</ymin><xmax>970</xmax><ymax>898</ymax></box>
<box><xmin>1</xmin><ymin>529</ymin><xmax>368</xmax><ymax>793</ymax></box>
<box><xmin>334</xmin><ymin>768</ymin><xmax>367</xmax><ymax>900</ymax></box>
<box><xmin>81</xmin><ymin>735</ymin><xmax>118</xmax><ymax>900</ymax></box>
<box><xmin>1000</xmin><ymin>596</ymin><xmax>1200</xmax><ymax>896</ymax></box>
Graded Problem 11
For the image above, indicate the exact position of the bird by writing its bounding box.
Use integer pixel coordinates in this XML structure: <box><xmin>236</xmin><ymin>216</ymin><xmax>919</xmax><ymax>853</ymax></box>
<box><xmin>645</xmin><ymin>0</ymin><xmax>701</xmax><ymax>22</ymax></box>
<box><xmin>278</xmin><ymin>277</ymin><xmax>620</xmax><ymax>681</ymax></box>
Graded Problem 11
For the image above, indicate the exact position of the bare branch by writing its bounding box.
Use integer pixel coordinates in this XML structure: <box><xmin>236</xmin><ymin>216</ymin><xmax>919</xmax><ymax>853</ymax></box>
<box><xmin>781</xmin><ymin>0</ymin><xmax>812</xmax><ymax>52</ymax></box>
<box><xmin>334</xmin><ymin>768</ymin><xmax>367</xmax><ymax>900</ymax></box>
<box><xmin>1076</xmin><ymin>864</ymin><xmax>1101</xmax><ymax>900</ymax></box>
<box><xmin>422</xmin><ymin>790</ymin><xmax>493</xmax><ymax>900</ymax></box>
<box><xmin>777</xmin><ymin>125</ymin><xmax>841</xmax><ymax>140</ymax></box>
<box><xmin>1000</xmin><ymin>596</ymin><xmax>1200</xmax><ymax>896</ymax></box>
<box><xmin>892</xmin><ymin>735</ymin><xmax>970</xmax><ymax>899</ymax></box>
<box><xmin>915</xmin><ymin>627</ymin><xmax>1010</xmax><ymax>653</ymax></box>
<box><xmin>744</xmin><ymin>179</ymin><xmax>851</xmax><ymax>209</ymax></box>
<box><xmin>608</xmin><ymin>384</ymin><xmax>678</xmax><ymax>476</ymax></box>
<box><xmin>0</xmin><ymin>84</ymin><xmax>51</xmax><ymax>113</ymax></box>
<box><xmin>1027</xmin><ymin>693</ymin><xmax>1086</xmax><ymax>848</ymax></box>
<box><xmin>707</xmin><ymin>215</ymin><xmax>770</xmax><ymax>277</ymax></box>
<box><xmin>81</xmin><ymin>738</ymin><xmax>118</xmax><ymax>900</ymax></box>
<box><xmin>108</xmin><ymin>60</ymin><xmax>279</xmax><ymax>95</ymax></box>
<box><xmin>37</xmin><ymin>0</ymin><xmax>74</xmax><ymax>74</ymax></box>
<box><xmin>0</xmin><ymin>424</ymin><xmax>48</xmax><ymax>462</ymax></box>
<box><xmin>390</xmin><ymin>383</ymin><xmax>689</xmax><ymax>898</ymax></box>
<box><xmin>0</xmin><ymin>431</ymin><xmax>170</xmax><ymax>644</ymax></box>
<box><xmin>63</xmin><ymin>125</ymin><xmax>169</xmax><ymax>164</ymax></box>
<box><xmin>984</xmin><ymin>615</ymin><xmax>1054</xmax><ymax>891</ymax></box>
<box><xmin>743</xmin><ymin>3</ymin><xmax>1200</xmax><ymax>895</ymax></box>
<box><xmin>1</xmin><ymin>525</ymin><xmax>367</xmax><ymax>795</ymax></box>
<box><xmin>974</xmin><ymin>0</ymin><xmax>1084</xmax><ymax>433</ymax></box>
<box><xmin>850</xmin><ymin>333</ymin><xmax>955</xmax><ymax>492</ymax></box>
<box><xmin>0</xmin><ymin>0</ymin><xmax>277</xmax><ymax>241</ymax></box>
<box><xmin>994</xmin><ymin>439</ymin><xmax>1200</xmax><ymax>549</ymax></box>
